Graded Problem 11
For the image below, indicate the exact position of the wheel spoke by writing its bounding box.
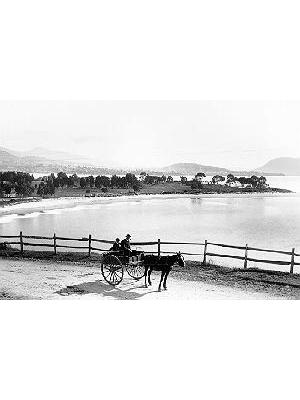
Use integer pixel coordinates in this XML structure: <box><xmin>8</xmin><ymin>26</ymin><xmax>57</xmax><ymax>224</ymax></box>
<box><xmin>114</xmin><ymin>269</ymin><xmax>123</xmax><ymax>279</ymax></box>
<box><xmin>101</xmin><ymin>255</ymin><xmax>124</xmax><ymax>285</ymax></box>
<box><xmin>126</xmin><ymin>264</ymin><xmax>145</xmax><ymax>280</ymax></box>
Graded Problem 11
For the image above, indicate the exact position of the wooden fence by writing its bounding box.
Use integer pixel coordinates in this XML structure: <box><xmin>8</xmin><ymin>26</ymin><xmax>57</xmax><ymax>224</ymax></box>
<box><xmin>0</xmin><ymin>232</ymin><xmax>299</xmax><ymax>274</ymax></box>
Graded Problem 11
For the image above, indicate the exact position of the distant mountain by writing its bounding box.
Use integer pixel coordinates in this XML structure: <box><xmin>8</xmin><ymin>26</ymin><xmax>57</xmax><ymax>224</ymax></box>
<box><xmin>0</xmin><ymin>146</ymin><xmax>57</xmax><ymax>164</ymax></box>
<box><xmin>161</xmin><ymin>162</ymin><xmax>230</xmax><ymax>176</ymax></box>
<box><xmin>161</xmin><ymin>162</ymin><xmax>283</xmax><ymax>176</ymax></box>
<box><xmin>21</xmin><ymin>147</ymin><xmax>91</xmax><ymax>164</ymax></box>
<box><xmin>0</xmin><ymin>149</ymin><xmax>19</xmax><ymax>164</ymax></box>
<box><xmin>0</xmin><ymin>145</ymin><xmax>92</xmax><ymax>168</ymax></box>
<box><xmin>257</xmin><ymin>157</ymin><xmax>300</xmax><ymax>175</ymax></box>
<box><xmin>0</xmin><ymin>144</ymin><xmax>289</xmax><ymax>176</ymax></box>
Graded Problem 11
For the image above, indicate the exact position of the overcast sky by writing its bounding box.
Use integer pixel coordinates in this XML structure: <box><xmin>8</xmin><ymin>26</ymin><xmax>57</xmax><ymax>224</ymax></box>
<box><xmin>0</xmin><ymin>101</ymin><xmax>299</xmax><ymax>170</ymax></box>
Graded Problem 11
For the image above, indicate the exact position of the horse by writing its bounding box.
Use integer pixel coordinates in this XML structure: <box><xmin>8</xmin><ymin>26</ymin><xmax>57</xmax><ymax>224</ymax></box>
<box><xmin>143</xmin><ymin>252</ymin><xmax>185</xmax><ymax>291</ymax></box>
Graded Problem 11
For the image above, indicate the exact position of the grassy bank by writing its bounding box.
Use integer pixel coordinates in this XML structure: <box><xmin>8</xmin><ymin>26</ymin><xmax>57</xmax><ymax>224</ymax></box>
<box><xmin>52</xmin><ymin>181</ymin><xmax>292</xmax><ymax>196</ymax></box>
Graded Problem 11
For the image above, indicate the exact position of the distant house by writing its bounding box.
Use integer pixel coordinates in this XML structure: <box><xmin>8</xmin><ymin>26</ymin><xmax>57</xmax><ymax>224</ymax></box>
<box><xmin>227</xmin><ymin>180</ymin><xmax>242</xmax><ymax>188</ymax></box>
<box><xmin>31</xmin><ymin>179</ymin><xmax>44</xmax><ymax>190</ymax></box>
<box><xmin>4</xmin><ymin>188</ymin><xmax>17</xmax><ymax>198</ymax></box>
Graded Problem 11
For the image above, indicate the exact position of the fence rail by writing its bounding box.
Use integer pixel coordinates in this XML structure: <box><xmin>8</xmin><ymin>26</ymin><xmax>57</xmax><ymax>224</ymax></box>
<box><xmin>0</xmin><ymin>232</ymin><xmax>299</xmax><ymax>274</ymax></box>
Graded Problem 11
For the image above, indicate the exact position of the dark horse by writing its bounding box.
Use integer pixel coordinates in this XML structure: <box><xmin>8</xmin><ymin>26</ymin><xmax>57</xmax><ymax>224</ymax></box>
<box><xmin>143</xmin><ymin>252</ymin><xmax>185</xmax><ymax>291</ymax></box>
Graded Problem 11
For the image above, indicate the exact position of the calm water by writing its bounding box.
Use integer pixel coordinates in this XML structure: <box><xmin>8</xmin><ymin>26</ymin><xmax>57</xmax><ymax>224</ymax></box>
<box><xmin>1</xmin><ymin>176</ymin><xmax>300</xmax><ymax>272</ymax></box>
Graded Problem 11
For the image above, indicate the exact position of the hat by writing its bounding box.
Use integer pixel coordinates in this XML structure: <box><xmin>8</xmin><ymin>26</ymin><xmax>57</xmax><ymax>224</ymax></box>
<box><xmin>126</xmin><ymin>234</ymin><xmax>131</xmax><ymax>238</ymax></box>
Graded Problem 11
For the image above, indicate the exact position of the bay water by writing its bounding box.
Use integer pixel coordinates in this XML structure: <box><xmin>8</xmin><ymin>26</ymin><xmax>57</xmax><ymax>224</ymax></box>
<box><xmin>1</xmin><ymin>176</ymin><xmax>300</xmax><ymax>272</ymax></box>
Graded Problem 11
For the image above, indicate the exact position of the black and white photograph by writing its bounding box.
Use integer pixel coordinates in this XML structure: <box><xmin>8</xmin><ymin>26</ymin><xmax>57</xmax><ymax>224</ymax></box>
<box><xmin>1</xmin><ymin>1</ymin><xmax>300</xmax><ymax>400</ymax></box>
<box><xmin>1</xmin><ymin>101</ymin><xmax>300</xmax><ymax>300</ymax></box>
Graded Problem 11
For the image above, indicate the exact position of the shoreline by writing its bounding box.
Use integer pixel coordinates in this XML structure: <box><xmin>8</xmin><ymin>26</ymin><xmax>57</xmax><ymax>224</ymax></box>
<box><xmin>0</xmin><ymin>188</ymin><xmax>297</xmax><ymax>218</ymax></box>
<box><xmin>0</xmin><ymin>186</ymin><xmax>295</xmax><ymax>207</ymax></box>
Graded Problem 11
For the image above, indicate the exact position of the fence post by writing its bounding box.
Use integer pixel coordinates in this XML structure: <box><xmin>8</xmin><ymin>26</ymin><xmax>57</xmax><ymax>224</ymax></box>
<box><xmin>53</xmin><ymin>233</ymin><xmax>57</xmax><ymax>255</ymax></box>
<box><xmin>88</xmin><ymin>234</ymin><xmax>92</xmax><ymax>256</ymax></box>
<box><xmin>20</xmin><ymin>231</ymin><xmax>24</xmax><ymax>255</ymax></box>
<box><xmin>158</xmin><ymin>238</ymin><xmax>161</xmax><ymax>257</ymax></box>
<box><xmin>290</xmin><ymin>248</ymin><xmax>295</xmax><ymax>274</ymax></box>
<box><xmin>203</xmin><ymin>240</ymin><xmax>207</xmax><ymax>265</ymax></box>
<box><xmin>244</xmin><ymin>244</ymin><xmax>248</xmax><ymax>269</ymax></box>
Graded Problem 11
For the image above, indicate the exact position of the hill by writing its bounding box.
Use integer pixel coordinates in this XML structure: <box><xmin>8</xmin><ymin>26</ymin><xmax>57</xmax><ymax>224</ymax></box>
<box><xmin>0</xmin><ymin>145</ymin><xmax>288</xmax><ymax>176</ymax></box>
<box><xmin>161</xmin><ymin>163</ymin><xmax>231</xmax><ymax>175</ymax></box>
<box><xmin>21</xmin><ymin>147</ymin><xmax>91</xmax><ymax>164</ymax></box>
<box><xmin>0</xmin><ymin>149</ymin><xmax>19</xmax><ymax>165</ymax></box>
<box><xmin>257</xmin><ymin>157</ymin><xmax>300</xmax><ymax>175</ymax></box>
<box><xmin>160</xmin><ymin>162</ymin><xmax>281</xmax><ymax>176</ymax></box>
<box><xmin>0</xmin><ymin>145</ymin><xmax>95</xmax><ymax>172</ymax></box>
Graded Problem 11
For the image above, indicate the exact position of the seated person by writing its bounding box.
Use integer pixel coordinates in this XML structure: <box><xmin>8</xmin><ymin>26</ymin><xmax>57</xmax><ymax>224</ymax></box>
<box><xmin>110</xmin><ymin>238</ymin><xmax>121</xmax><ymax>252</ymax></box>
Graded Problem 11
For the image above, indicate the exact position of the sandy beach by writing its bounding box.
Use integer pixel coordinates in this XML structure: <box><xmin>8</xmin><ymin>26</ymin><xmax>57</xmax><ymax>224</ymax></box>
<box><xmin>0</xmin><ymin>190</ymin><xmax>297</xmax><ymax>219</ymax></box>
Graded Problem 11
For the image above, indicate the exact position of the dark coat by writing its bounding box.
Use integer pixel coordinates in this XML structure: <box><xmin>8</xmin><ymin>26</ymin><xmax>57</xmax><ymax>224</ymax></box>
<box><xmin>111</xmin><ymin>242</ymin><xmax>121</xmax><ymax>251</ymax></box>
<box><xmin>121</xmin><ymin>238</ymin><xmax>131</xmax><ymax>251</ymax></box>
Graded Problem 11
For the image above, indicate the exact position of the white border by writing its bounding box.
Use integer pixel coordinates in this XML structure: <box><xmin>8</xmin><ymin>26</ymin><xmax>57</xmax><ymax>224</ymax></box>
<box><xmin>1</xmin><ymin>1</ymin><xmax>300</xmax><ymax>399</ymax></box>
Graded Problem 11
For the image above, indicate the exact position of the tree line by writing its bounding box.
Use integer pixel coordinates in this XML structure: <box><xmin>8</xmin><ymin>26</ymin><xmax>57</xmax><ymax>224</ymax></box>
<box><xmin>0</xmin><ymin>171</ymin><xmax>34</xmax><ymax>197</ymax></box>
<box><xmin>0</xmin><ymin>170</ymin><xmax>269</xmax><ymax>198</ymax></box>
<box><xmin>37</xmin><ymin>172</ymin><xmax>177</xmax><ymax>195</ymax></box>
<box><xmin>36</xmin><ymin>172</ymin><xmax>144</xmax><ymax>196</ymax></box>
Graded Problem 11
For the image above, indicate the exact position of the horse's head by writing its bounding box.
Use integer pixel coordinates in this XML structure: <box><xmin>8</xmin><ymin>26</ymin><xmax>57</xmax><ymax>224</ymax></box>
<box><xmin>176</xmin><ymin>252</ymin><xmax>185</xmax><ymax>268</ymax></box>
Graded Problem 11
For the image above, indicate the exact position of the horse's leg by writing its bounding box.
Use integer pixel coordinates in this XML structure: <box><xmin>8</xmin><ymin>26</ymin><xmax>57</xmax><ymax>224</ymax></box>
<box><xmin>148</xmin><ymin>267</ymin><xmax>153</xmax><ymax>286</ymax></box>
<box><xmin>144</xmin><ymin>266</ymin><xmax>148</xmax><ymax>288</ymax></box>
<box><xmin>163</xmin><ymin>268</ymin><xmax>171</xmax><ymax>290</ymax></box>
<box><xmin>158</xmin><ymin>270</ymin><xmax>165</xmax><ymax>292</ymax></box>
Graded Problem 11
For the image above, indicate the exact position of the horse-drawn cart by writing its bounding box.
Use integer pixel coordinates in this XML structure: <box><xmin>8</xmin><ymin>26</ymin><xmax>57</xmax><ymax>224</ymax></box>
<box><xmin>101</xmin><ymin>248</ymin><xmax>185</xmax><ymax>290</ymax></box>
<box><xmin>101</xmin><ymin>250</ymin><xmax>145</xmax><ymax>286</ymax></box>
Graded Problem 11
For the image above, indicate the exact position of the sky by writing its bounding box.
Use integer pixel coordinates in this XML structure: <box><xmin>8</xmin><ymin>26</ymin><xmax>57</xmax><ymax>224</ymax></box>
<box><xmin>0</xmin><ymin>101</ymin><xmax>300</xmax><ymax>170</ymax></box>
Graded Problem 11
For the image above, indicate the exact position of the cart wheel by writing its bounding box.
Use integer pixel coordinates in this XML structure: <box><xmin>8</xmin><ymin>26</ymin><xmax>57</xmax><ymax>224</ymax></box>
<box><xmin>126</xmin><ymin>263</ymin><xmax>145</xmax><ymax>280</ymax></box>
<box><xmin>101</xmin><ymin>254</ymin><xmax>124</xmax><ymax>286</ymax></box>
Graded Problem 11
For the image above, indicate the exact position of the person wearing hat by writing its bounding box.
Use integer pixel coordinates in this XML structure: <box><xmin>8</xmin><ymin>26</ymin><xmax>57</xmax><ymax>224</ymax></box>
<box><xmin>121</xmin><ymin>234</ymin><xmax>132</xmax><ymax>257</ymax></box>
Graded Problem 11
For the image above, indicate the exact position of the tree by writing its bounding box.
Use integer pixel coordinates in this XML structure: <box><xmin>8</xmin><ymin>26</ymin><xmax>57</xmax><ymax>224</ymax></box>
<box><xmin>212</xmin><ymin>175</ymin><xmax>225</xmax><ymax>184</ymax></box>
<box><xmin>166</xmin><ymin>176</ymin><xmax>173</xmax><ymax>182</ymax></box>
<box><xmin>258</xmin><ymin>176</ymin><xmax>267</xmax><ymax>189</ymax></box>
<box><xmin>71</xmin><ymin>173</ymin><xmax>80</xmax><ymax>186</ymax></box>
<box><xmin>125</xmin><ymin>173</ymin><xmax>139</xmax><ymax>188</ymax></box>
<box><xmin>0</xmin><ymin>171</ymin><xmax>34</xmax><ymax>198</ymax></box>
<box><xmin>110</xmin><ymin>175</ymin><xmax>119</xmax><ymax>188</ymax></box>
<box><xmin>180</xmin><ymin>176</ymin><xmax>188</xmax><ymax>184</ymax></box>
<box><xmin>80</xmin><ymin>177</ymin><xmax>87</xmax><ymax>188</ymax></box>
<box><xmin>195</xmin><ymin>172</ymin><xmax>206</xmax><ymax>182</ymax></box>
<box><xmin>37</xmin><ymin>182</ymin><xmax>45</xmax><ymax>196</ymax></box>
<box><xmin>250</xmin><ymin>175</ymin><xmax>259</xmax><ymax>188</ymax></box>
<box><xmin>57</xmin><ymin>172</ymin><xmax>69</xmax><ymax>188</ymax></box>
<box><xmin>238</xmin><ymin>177</ymin><xmax>248</xmax><ymax>186</ymax></box>
<box><xmin>144</xmin><ymin>175</ymin><xmax>156</xmax><ymax>185</ymax></box>
<box><xmin>226</xmin><ymin>174</ymin><xmax>235</xmax><ymax>184</ymax></box>
<box><xmin>86</xmin><ymin>175</ymin><xmax>95</xmax><ymax>188</ymax></box>
<box><xmin>95</xmin><ymin>175</ymin><xmax>110</xmax><ymax>188</ymax></box>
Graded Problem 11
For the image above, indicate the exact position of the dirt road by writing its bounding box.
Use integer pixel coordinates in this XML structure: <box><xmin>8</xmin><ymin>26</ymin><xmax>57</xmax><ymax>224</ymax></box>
<box><xmin>0</xmin><ymin>258</ymin><xmax>286</xmax><ymax>300</ymax></box>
